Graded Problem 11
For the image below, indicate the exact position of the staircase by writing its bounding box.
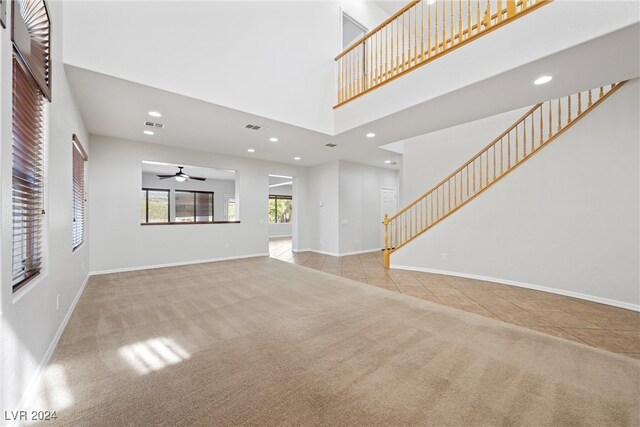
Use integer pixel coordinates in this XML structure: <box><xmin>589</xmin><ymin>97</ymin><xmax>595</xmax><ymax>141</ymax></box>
<box><xmin>383</xmin><ymin>81</ymin><xmax>628</xmax><ymax>268</ymax></box>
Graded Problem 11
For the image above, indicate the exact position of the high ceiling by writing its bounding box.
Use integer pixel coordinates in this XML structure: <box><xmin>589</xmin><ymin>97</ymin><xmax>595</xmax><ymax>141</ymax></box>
<box><xmin>63</xmin><ymin>1</ymin><xmax>639</xmax><ymax>168</ymax></box>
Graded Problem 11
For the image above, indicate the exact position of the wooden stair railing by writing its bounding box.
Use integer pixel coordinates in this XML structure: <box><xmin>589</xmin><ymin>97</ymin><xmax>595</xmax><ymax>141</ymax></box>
<box><xmin>335</xmin><ymin>0</ymin><xmax>551</xmax><ymax>107</ymax></box>
<box><xmin>383</xmin><ymin>81</ymin><xmax>628</xmax><ymax>268</ymax></box>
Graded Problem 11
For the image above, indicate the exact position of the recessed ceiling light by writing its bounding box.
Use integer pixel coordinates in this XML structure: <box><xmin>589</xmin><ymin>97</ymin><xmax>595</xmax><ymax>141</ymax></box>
<box><xmin>366</xmin><ymin>132</ymin><xmax>376</xmax><ymax>138</ymax></box>
<box><xmin>148</xmin><ymin>111</ymin><xmax>162</xmax><ymax>117</ymax></box>
<box><xmin>534</xmin><ymin>75</ymin><xmax>553</xmax><ymax>85</ymax></box>
<box><xmin>384</xmin><ymin>160</ymin><xmax>391</xmax><ymax>164</ymax></box>
<box><xmin>294</xmin><ymin>156</ymin><xmax>301</xmax><ymax>160</ymax></box>
<box><xmin>144</xmin><ymin>130</ymin><xmax>154</xmax><ymax>135</ymax></box>
<box><xmin>269</xmin><ymin>137</ymin><xmax>279</xmax><ymax>142</ymax></box>
<box><xmin>247</xmin><ymin>148</ymin><xmax>255</xmax><ymax>153</ymax></box>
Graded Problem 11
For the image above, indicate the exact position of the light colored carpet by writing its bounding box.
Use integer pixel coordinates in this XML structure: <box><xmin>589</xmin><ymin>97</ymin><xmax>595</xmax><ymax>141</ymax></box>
<box><xmin>29</xmin><ymin>257</ymin><xmax>639</xmax><ymax>426</ymax></box>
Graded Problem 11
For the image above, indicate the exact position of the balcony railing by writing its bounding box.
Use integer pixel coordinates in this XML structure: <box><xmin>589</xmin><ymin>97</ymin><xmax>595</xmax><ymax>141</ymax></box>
<box><xmin>335</xmin><ymin>0</ymin><xmax>550</xmax><ymax>107</ymax></box>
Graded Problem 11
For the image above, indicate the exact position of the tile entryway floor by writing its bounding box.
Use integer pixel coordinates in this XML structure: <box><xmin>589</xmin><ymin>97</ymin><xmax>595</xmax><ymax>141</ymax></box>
<box><xmin>269</xmin><ymin>237</ymin><xmax>640</xmax><ymax>359</ymax></box>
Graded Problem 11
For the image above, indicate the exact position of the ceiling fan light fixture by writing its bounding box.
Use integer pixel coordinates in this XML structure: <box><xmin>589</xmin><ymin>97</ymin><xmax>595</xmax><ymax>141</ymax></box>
<box><xmin>175</xmin><ymin>176</ymin><xmax>186</xmax><ymax>182</ymax></box>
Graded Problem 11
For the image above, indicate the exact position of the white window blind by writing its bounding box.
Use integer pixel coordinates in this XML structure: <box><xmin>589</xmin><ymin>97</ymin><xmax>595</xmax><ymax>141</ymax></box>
<box><xmin>72</xmin><ymin>135</ymin><xmax>87</xmax><ymax>250</ymax></box>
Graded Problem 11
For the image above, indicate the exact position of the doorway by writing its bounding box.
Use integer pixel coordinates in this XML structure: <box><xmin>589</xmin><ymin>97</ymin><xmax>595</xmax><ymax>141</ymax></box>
<box><xmin>380</xmin><ymin>187</ymin><xmax>398</xmax><ymax>248</ymax></box>
<box><xmin>268</xmin><ymin>174</ymin><xmax>295</xmax><ymax>261</ymax></box>
<box><xmin>342</xmin><ymin>13</ymin><xmax>367</xmax><ymax>49</ymax></box>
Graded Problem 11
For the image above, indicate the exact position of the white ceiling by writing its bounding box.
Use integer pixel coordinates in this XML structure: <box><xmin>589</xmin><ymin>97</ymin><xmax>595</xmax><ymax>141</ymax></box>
<box><xmin>66</xmin><ymin>65</ymin><xmax>402</xmax><ymax>169</ymax></box>
<box><xmin>141</xmin><ymin>161</ymin><xmax>236</xmax><ymax>181</ymax></box>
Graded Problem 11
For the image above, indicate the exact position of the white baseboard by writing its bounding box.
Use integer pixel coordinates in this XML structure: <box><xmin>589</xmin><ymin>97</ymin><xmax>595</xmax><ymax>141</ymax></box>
<box><xmin>89</xmin><ymin>253</ymin><xmax>270</xmax><ymax>276</ymax></box>
<box><xmin>13</xmin><ymin>273</ymin><xmax>90</xmax><ymax>423</ymax></box>
<box><xmin>293</xmin><ymin>248</ymin><xmax>382</xmax><ymax>257</ymax></box>
<box><xmin>292</xmin><ymin>248</ymin><xmax>311</xmax><ymax>253</ymax></box>
<box><xmin>390</xmin><ymin>264</ymin><xmax>640</xmax><ymax>312</ymax></box>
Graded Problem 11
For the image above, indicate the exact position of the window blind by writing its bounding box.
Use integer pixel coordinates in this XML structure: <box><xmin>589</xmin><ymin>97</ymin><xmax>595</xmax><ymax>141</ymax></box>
<box><xmin>72</xmin><ymin>135</ymin><xmax>87</xmax><ymax>250</ymax></box>
<box><xmin>12</xmin><ymin>0</ymin><xmax>52</xmax><ymax>100</ymax></box>
<box><xmin>12</xmin><ymin>56</ymin><xmax>45</xmax><ymax>291</ymax></box>
<box><xmin>176</xmin><ymin>191</ymin><xmax>214</xmax><ymax>222</ymax></box>
<box><xmin>195</xmin><ymin>192</ymin><xmax>213</xmax><ymax>222</ymax></box>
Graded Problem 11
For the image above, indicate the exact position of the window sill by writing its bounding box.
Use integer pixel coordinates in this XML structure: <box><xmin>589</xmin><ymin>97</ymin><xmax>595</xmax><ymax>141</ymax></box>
<box><xmin>12</xmin><ymin>271</ymin><xmax>46</xmax><ymax>304</ymax></box>
<box><xmin>141</xmin><ymin>221</ymin><xmax>241</xmax><ymax>226</ymax></box>
<box><xmin>72</xmin><ymin>241</ymin><xmax>86</xmax><ymax>253</ymax></box>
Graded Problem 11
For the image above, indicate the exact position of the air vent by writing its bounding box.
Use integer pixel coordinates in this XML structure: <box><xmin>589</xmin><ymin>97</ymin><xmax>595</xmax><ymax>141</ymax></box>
<box><xmin>144</xmin><ymin>121</ymin><xmax>165</xmax><ymax>129</ymax></box>
<box><xmin>245</xmin><ymin>124</ymin><xmax>261</xmax><ymax>130</ymax></box>
<box><xmin>325</xmin><ymin>143</ymin><xmax>337</xmax><ymax>148</ymax></box>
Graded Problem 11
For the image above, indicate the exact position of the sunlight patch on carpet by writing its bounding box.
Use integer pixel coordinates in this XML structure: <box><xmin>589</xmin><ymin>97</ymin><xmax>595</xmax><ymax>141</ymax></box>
<box><xmin>119</xmin><ymin>337</ymin><xmax>191</xmax><ymax>375</ymax></box>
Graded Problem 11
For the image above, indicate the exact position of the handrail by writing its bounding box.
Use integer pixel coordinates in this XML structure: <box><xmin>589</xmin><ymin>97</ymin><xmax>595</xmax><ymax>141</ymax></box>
<box><xmin>335</xmin><ymin>0</ymin><xmax>551</xmax><ymax>107</ymax></box>
<box><xmin>391</xmin><ymin>103</ymin><xmax>541</xmax><ymax>220</ymax></box>
<box><xmin>336</xmin><ymin>0</ymin><xmax>420</xmax><ymax>61</ymax></box>
<box><xmin>383</xmin><ymin>82</ymin><xmax>628</xmax><ymax>267</ymax></box>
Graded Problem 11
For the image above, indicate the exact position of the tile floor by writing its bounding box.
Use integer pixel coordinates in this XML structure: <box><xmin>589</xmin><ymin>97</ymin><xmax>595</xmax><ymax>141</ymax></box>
<box><xmin>269</xmin><ymin>237</ymin><xmax>640</xmax><ymax>359</ymax></box>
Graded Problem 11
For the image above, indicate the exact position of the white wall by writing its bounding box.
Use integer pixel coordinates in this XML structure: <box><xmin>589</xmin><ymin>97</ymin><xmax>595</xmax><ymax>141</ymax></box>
<box><xmin>392</xmin><ymin>79</ymin><xmax>640</xmax><ymax>309</ymax></box>
<box><xmin>306</xmin><ymin>162</ymin><xmax>340</xmax><ymax>254</ymax></box>
<box><xmin>141</xmin><ymin>172</ymin><xmax>235</xmax><ymax>222</ymax></box>
<box><xmin>63</xmin><ymin>1</ymin><xmax>339</xmax><ymax>134</ymax></box>
<box><xmin>269</xmin><ymin>223</ymin><xmax>292</xmax><ymax>238</ymax></box>
<box><xmin>89</xmin><ymin>136</ymin><xmax>309</xmax><ymax>273</ymax></box>
<box><xmin>339</xmin><ymin>161</ymin><xmax>398</xmax><ymax>253</ymax></box>
<box><xmin>63</xmin><ymin>1</ymin><xmax>392</xmax><ymax>135</ymax></box>
<box><xmin>1</xmin><ymin>1</ymin><xmax>90</xmax><ymax>413</ymax></box>
<box><xmin>304</xmin><ymin>160</ymin><xmax>398</xmax><ymax>255</ymax></box>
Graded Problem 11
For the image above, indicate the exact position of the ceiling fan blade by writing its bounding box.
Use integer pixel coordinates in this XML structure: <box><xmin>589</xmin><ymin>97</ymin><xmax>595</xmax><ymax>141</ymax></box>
<box><xmin>189</xmin><ymin>176</ymin><xmax>206</xmax><ymax>181</ymax></box>
<box><xmin>157</xmin><ymin>175</ymin><xmax>174</xmax><ymax>179</ymax></box>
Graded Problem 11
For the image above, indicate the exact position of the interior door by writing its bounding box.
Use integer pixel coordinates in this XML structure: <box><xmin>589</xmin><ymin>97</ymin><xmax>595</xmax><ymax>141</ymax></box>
<box><xmin>380</xmin><ymin>188</ymin><xmax>398</xmax><ymax>248</ymax></box>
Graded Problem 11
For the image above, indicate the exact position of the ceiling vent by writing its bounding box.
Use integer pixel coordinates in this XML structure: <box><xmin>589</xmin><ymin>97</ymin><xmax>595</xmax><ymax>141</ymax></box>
<box><xmin>144</xmin><ymin>121</ymin><xmax>165</xmax><ymax>129</ymax></box>
<box><xmin>325</xmin><ymin>143</ymin><xmax>337</xmax><ymax>148</ymax></box>
<box><xmin>245</xmin><ymin>124</ymin><xmax>261</xmax><ymax>130</ymax></box>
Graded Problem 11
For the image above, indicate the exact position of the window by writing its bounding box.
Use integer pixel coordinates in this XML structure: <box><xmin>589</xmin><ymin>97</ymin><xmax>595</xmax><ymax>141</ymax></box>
<box><xmin>72</xmin><ymin>135</ymin><xmax>87</xmax><ymax>250</ymax></box>
<box><xmin>268</xmin><ymin>195</ymin><xmax>292</xmax><ymax>224</ymax></box>
<box><xmin>11</xmin><ymin>0</ymin><xmax>51</xmax><ymax>293</ymax></box>
<box><xmin>225</xmin><ymin>194</ymin><xmax>236</xmax><ymax>221</ymax></box>
<box><xmin>141</xmin><ymin>189</ymin><xmax>170</xmax><ymax>223</ymax></box>
<box><xmin>11</xmin><ymin>57</ymin><xmax>46</xmax><ymax>291</ymax></box>
<box><xmin>175</xmin><ymin>191</ymin><xmax>214</xmax><ymax>223</ymax></box>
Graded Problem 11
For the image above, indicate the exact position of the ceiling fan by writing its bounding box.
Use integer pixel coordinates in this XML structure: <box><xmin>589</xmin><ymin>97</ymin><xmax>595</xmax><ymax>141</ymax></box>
<box><xmin>157</xmin><ymin>166</ymin><xmax>206</xmax><ymax>182</ymax></box>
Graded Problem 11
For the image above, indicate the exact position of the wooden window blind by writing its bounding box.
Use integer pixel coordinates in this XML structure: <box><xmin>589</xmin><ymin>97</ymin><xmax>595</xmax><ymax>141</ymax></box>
<box><xmin>72</xmin><ymin>135</ymin><xmax>87</xmax><ymax>250</ymax></box>
<box><xmin>12</xmin><ymin>0</ymin><xmax>52</xmax><ymax>100</ymax></box>
<box><xmin>12</xmin><ymin>56</ymin><xmax>45</xmax><ymax>292</ymax></box>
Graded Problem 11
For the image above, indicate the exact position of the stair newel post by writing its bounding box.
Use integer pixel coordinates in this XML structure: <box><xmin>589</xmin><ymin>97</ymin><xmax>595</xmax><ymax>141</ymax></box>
<box><xmin>383</xmin><ymin>214</ymin><xmax>390</xmax><ymax>268</ymax></box>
